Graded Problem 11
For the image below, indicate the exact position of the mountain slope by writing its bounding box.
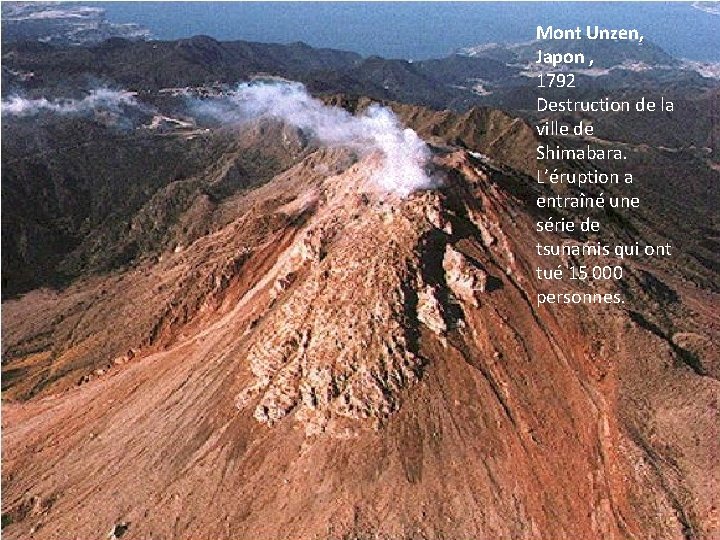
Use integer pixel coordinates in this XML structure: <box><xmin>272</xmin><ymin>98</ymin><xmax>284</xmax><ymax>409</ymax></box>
<box><xmin>2</xmin><ymin>138</ymin><xmax>718</xmax><ymax>539</ymax></box>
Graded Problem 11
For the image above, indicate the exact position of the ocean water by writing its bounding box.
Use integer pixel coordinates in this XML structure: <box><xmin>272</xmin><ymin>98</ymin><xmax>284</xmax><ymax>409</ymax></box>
<box><xmin>94</xmin><ymin>2</ymin><xmax>720</xmax><ymax>61</ymax></box>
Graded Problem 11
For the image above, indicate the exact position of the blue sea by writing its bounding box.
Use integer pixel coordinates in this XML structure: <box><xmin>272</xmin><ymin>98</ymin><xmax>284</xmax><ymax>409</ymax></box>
<box><xmin>91</xmin><ymin>2</ymin><xmax>719</xmax><ymax>61</ymax></box>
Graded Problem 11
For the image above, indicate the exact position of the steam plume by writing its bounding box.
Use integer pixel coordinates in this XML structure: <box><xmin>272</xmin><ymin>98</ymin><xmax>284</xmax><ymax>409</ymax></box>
<box><xmin>191</xmin><ymin>82</ymin><xmax>434</xmax><ymax>196</ymax></box>
<box><xmin>1</xmin><ymin>88</ymin><xmax>145</xmax><ymax>117</ymax></box>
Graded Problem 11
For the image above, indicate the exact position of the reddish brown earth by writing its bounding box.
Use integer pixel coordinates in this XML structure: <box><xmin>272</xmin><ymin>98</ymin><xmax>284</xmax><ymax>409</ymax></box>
<box><xmin>2</xmin><ymin>134</ymin><xmax>719</xmax><ymax>539</ymax></box>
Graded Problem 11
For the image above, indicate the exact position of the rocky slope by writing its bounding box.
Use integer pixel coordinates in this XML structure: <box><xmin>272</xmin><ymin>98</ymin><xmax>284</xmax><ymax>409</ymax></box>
<box><xmin>1</xmin><ymin>115</ymin><xmax>313</xmax><ymax>299</ymax></box>
<box><xmin>2</xmin><ymin>113</ymin><xmax>719</xmax><ymax>540</ymax></box>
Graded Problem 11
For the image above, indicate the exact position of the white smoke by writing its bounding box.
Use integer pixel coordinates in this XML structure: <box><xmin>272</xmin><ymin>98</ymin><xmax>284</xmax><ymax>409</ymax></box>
<box><xmin>191</xmin><ymin>82</ymin><xmax>434</xmax><ymax>196</ymax></box>
<box><xmin>1</xmin><ymin>88</ymin><xmax>144</xmax><ymax>117</ymax></box>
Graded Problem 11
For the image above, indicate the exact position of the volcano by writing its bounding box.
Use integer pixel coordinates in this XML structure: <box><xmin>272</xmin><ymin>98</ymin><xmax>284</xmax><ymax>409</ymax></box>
<box><xmin>3</xmin><ymin>107</ymin><xmax>719</xmax><ymax>539</ymax></box>
<box><xmin>1</xmin><ymin>48</ymin><xmax>719</xmax><ymax>538</ymax></box>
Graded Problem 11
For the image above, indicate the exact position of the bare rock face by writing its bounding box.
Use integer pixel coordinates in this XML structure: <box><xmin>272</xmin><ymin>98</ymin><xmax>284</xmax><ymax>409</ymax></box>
<box><xmin>416</xmin><ymin>285</ymin><xmax>447</xmax><ymax>341</ymax></box>
<box><xmin>443</xmin><ymin>244</ymin><xmax>487</xmax><ymax>308</ymax></box>
<box><xmin>236</xmin><ymin>165</ymin><xmax>437</xmax><ymax>435</ymax></box>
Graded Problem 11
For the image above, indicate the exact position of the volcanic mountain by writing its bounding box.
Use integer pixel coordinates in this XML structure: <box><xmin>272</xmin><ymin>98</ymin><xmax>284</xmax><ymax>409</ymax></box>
<box><xmin>2</xmin><ymin>28</ymin><xmax>720</xmax><ymax>539</ymax></box>
<box><xmin>2</xmin><ymin>90</ymin><xmax>719</xmax><ymax>540</ymax></box>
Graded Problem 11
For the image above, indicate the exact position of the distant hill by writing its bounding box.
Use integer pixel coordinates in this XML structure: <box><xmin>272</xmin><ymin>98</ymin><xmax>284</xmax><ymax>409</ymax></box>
<box><xmin>1</xmin><ymin>2</ymin><xmax>149</xmax><ymax>45</ymax></box>
<box><xmin>459</xmin><ymin>38</ymin><xmax>681</xmax><ymax>69</ymax></box>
